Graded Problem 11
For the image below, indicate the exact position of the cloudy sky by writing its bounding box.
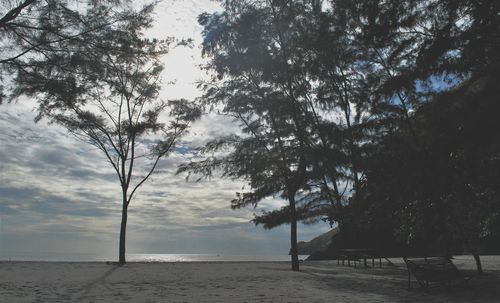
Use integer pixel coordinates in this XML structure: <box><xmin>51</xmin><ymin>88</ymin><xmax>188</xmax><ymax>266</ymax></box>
<box><xmin>0</xmin><ymin>0</ymin><xmax>330</xmax><ymax>259</ymax></box>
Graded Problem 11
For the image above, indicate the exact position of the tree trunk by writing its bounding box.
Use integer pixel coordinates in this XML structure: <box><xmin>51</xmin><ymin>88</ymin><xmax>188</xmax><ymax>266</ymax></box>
<box><xmin>462</xmin><ymin>236</ymin><xmax>484</xmax><ymax>274</ymax></box>
<box><xmin>472</xmin><ymin>252</ymin><xmax>483</xmax><ymax>274</ymax></box>
<box><xmin>448</xmin><ymin>210</ymin><xmax>483</xmax><ymax>274</ymax></box>
<box><xmin>118</xmin><ymin>193</ymin><xmax>128</xmax><ymax>265</ymax></box>
<box><xmin>289</xmin><ymin>195</ymin><xmax>300</xmax><ymax>271</ymax></box>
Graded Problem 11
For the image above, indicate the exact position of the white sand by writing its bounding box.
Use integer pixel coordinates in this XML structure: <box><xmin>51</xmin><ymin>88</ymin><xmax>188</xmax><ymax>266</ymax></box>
<box><xmin>1</xmin><ymin>256</ymin><xmax>499</xmax><ymax>302</ymax></box>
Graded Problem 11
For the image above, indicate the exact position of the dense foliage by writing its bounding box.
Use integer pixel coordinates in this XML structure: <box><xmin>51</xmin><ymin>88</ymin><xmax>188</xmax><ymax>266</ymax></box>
<box><xmin>0</xmin><ymin>0</ymin><xmax>137</xmax><ymax>103</ymax></box>
<box><xmin>182</xmin><ymin>0</ymin><xmax>500</xmax><ymax>271</ymax></box>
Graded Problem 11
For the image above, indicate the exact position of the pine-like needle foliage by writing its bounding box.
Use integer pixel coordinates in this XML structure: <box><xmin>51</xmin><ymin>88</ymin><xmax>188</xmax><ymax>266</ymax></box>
<box><xmin>12</xmin><ymin>2</ymin><xmax>201</xmax><ymax>264</ymax></box>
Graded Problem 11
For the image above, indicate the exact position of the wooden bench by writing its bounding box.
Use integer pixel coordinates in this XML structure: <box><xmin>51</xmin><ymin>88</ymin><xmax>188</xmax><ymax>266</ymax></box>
<box><xmin>403</xmin><ymin>256</ymin><xmax>471</xmax><ymax>290</ymax></box>
<box><xmin>336</xmin><ymin>249</ymin><xmax>382</xmax><ymax>268</ymax></box>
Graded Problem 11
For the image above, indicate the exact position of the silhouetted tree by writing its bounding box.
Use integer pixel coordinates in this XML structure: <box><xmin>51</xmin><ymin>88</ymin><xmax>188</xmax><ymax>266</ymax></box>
<box><xmin>328</xmin><ymin>0</ymin><xmax>500</xmax><ymax>273</ymax></box>
<box><xmin>354</xmin><ymin>75</ymin><xmax>500</xmax><ymax>273</ymax></box>
<box><xmin>12</xmin><ymin>3</ymin><xmax>200</xmax><ymax>264</ymax></box>
<box><xmin>180</xmin><ymin>0</ymin><xmax>352</xmax><ymax>271</ymax></box>
<box><xmin>0</xmin><ymin>0</ymin><xmax>130</xmax><ymax>103</ymax></box>
<box><xmin>328</xmin><ymin>0</ymin><xmax>500</xmax><ymax>114</ymax></box>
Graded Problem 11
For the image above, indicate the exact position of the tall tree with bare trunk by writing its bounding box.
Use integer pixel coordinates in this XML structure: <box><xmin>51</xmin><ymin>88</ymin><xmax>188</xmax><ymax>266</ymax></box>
<box><xmin>12</xmin><ymin>2</ymin><xmax>200</xmax><ymax>264</ymax></box>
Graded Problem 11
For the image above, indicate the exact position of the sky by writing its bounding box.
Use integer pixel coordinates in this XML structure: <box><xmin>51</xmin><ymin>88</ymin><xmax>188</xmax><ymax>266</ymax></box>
<box><xmin>0</xmin><ymin>0</ymin><xmax>331</xmax><ymax>259</ymax></box>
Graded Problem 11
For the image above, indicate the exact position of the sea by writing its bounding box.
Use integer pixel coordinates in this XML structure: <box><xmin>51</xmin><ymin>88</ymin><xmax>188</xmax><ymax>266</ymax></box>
<box><xmin>0</xmin><ymin>251</ymin><xmax>309</xmax><ymax>262</ymax></box>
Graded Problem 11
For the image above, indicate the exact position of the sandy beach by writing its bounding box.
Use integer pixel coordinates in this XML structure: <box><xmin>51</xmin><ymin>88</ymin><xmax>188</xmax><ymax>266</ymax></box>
<box><xmin>0</xmin><ymin>256</ymin><xmax>499</xmax><ymax>302</ymax></box>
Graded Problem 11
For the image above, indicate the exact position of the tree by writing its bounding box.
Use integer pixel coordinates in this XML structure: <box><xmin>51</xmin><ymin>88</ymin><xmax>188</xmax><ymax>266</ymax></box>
<box><xmin>180</xmin><ymin>0</ymin><xmax>345</xmax><ymax>271</ymax></box>
<box><xmin>0</xmin><ymin>0</ymin><xmax>130</xmax><ymax>103</ymax></box>
<box><xmin>352</xmin><ymin>75</ymin><xmax>500</xmax><ymax>273</ymax></box>
<box><xmin>325</xmin><ymin>0</ymin><xmax>500</xmax><ymax>273</ymax></box>
<box><xmin>327</xmin><ymin>0</ymin><xmax>500</xmax><ymax>110</ymax></box>
<box><xmin>12</xmin><ymin>3</ymin><xmax>200</xmax><ymax>264</ymax></box>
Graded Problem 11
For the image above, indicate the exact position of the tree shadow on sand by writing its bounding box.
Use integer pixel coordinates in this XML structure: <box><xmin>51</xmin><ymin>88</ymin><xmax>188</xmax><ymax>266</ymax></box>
<box><xmin>64</xmin><ymin>265</ymin><xmax>121</xmax><ymax>302</ymax></box>
<box><xmin>301</xmin><ymin>263</ymin><xmax>500</xmax><ymax>303</ymax></box>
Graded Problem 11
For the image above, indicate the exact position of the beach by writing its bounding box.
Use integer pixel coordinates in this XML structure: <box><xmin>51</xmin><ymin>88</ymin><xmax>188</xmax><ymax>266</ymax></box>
<box><xmin>1</xmin><ymin>256</ymin><xmax>499</xmax><ymax>302</ymax></box>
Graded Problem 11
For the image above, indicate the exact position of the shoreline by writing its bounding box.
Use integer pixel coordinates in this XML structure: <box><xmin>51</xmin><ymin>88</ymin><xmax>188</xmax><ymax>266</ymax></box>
<box><xmin>1</xmin><ymin>254</ymin><xmax>498</xmax><ymax>263</ymax></box>
<box><xmin>0</xmin><ymin>260</ymin><xmax>296</xmax><ymax>265</ymax></box>
<box><xmin>0</xmin><ymin>253</ymin><xmax>310</xmax><ymax>263</ymax></box>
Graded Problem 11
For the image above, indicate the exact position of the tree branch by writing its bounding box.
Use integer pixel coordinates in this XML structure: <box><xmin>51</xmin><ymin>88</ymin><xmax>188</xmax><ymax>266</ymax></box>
<box><xmin>0</xmin><ymin>0</ymin><xmax>37</xmax><ymax>30</ymax></box>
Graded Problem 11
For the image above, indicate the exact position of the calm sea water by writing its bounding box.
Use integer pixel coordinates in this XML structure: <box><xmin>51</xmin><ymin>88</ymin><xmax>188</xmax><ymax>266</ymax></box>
<box><xmin>0</xmin><ymin>251</ymin><xmax>309</xmax><ymax>262</ymax></box>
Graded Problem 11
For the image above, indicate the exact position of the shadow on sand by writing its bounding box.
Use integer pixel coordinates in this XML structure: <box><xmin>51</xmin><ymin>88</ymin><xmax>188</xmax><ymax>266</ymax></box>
<box><xmin>69</xmin><ymin>265</ymin><xmax>121</xmax><ymax>302</ymax></box>
<box><xmin>301</xmin><ymin>262</ymin><xmax>500</xmax><ymax>303</ymax></box>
